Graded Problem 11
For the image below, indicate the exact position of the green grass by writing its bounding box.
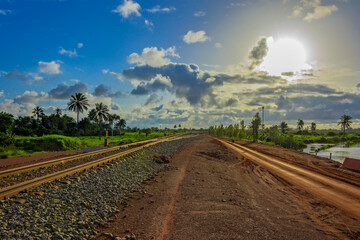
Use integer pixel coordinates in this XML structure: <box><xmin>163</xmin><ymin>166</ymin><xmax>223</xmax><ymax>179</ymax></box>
<box><xmin>0</xmin><ymin>131</ymin><xmax>186</xmax><ymax>158</ymax></box>
<box><xmin>78</xmin><ymin>131</ymin><xmax>180</xmax><ymax>147</ymax></box>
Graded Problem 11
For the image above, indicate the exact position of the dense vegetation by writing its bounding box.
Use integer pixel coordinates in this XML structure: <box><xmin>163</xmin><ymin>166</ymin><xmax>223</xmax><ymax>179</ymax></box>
<box><xmin>0</xmin><ymin>92</ymin><xmax>188</xmax><ymax>158</ymax></box>
<box><xmin>209</xmin><ymin>113</ymin><xmax>357</xmax><ymax>151</ymax></box>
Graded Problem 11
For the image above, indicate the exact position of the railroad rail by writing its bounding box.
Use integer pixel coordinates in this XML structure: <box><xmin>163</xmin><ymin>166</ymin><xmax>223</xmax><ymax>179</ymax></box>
<box><xmin>218</xmin><ymin>138</ymin><xmax>360</xmax><ymax>219</ymax></box>
<box><xmin>0</xmin><ymin>134</ymin><xmax>180</xmax><ymax>179</ymax></box>
<box><xmin>0</xmin><ymin>134</ymin><xmax>193</xmax><ymax>199</ymax></box>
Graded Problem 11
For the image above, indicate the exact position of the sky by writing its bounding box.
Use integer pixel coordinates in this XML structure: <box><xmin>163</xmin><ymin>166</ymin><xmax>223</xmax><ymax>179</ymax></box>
<box><xmin>0</xmin><ymin>0</ymin><xmax>360</xmax><ymax>129</ymax></box>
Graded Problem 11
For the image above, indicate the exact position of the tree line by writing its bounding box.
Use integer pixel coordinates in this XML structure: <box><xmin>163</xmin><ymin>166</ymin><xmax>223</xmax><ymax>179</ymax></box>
<box><xmin>0</xmin><ymin>92</ymin><xmax>127</xmax><ymax>146</ymax></box>
<box><xmin>209</xmin><ymin>113</ymin><xmax>353</xmax><ymax>150</ymax></box>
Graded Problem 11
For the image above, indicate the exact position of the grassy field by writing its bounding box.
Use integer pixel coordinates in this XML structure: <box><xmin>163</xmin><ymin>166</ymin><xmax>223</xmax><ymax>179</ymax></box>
<box><xmin>78</xmin><ymin>131</ymin><xmax>181</xmax><ymax>146</ymax></box>
<box><xmin>0</xmin><ymin>131</ymin><xmax>185</xmax><ymax>158</ymax></box>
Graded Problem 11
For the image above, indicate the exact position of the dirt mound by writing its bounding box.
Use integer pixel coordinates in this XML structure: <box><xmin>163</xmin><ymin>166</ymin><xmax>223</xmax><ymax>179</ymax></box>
<box><xmin>153</xmin><ymin>155</ymin><xmax>170</xmax><ymax>164</ymax></box>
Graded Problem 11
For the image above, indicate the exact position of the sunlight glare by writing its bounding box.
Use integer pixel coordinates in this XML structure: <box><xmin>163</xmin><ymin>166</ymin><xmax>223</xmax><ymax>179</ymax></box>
<box><xmin>259</xmin><ymin>37</ymin><xmax>311</xmax><ymax>77</ymax></box>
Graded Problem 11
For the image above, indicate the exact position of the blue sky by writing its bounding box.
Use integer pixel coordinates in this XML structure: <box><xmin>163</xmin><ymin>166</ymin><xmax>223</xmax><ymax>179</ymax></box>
<box><xmin>1</xmin><ymin>0</ymin><xmax>360</xmax><ymax>128</ymax></box>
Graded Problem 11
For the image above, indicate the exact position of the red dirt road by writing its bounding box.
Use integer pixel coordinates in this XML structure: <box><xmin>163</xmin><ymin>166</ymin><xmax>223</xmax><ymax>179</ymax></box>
<box><xmin>96</xmin><ymin>136</ymin><xmax>360</xmax><ymax>240</ymax></box>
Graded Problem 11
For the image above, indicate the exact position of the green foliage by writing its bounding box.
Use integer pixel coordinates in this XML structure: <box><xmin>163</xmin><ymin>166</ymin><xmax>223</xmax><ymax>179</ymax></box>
<box><xmin>338</xmin><ymin>114</ymin><xmax>352</xmax><ymax>134</ymax></box>
<box><xmin>297</xmin><ymin>119</ymin><xmax>304</xmax><ymax>131</ymax></box>
<box><xmin>250</xmin><ymin>112</ymin><xmax>261</xmax><ymax>142</ymax></box>
<box><xmin>15</xmin><ymin>135</ymin><xmax>84</xmax><ymax>152</ymax></box>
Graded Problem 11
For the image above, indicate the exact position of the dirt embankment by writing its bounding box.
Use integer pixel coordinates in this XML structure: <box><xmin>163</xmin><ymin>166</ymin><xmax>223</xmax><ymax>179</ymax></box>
<box><xmin>96</xmin><ymin>136</ymin><xmax>360</xmax><ymax>240</ymax></box>
<box><xmin>233</xmin><ymin>139</ymin><xmax>360</xmax><ymax>186</ymax></box>
<box><xmin>0</xmin><ymin>150</ymin><xmax>82</xmax><ymax>171</ymax></box>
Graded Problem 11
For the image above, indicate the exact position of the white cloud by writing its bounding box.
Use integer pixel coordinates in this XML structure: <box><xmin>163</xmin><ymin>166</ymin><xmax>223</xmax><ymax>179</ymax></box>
<box><xmin>290</xmin><ymin>5</ymin><xmax>304</xmax><ymax>18</ymax></box>
<box><xmin>304</xmin><ymin>5</ymin><xmax>338</xmax><ymax>22</ymax></box>
<box><xmin>109</xmin><ymin>71</ymin><xmax>123</xmax><ymax>81</ymax></box>
<box><xmin>38</xmin><ymin>60</ymin><xmax>62</xmax><ymax>74</ymax></box>
<box><xmin>194</xmin><ymin>11</ymin><xmax>206</xmax><ymax>17</ymax></box>
<box><xmin>0</xmin><ymin>99</ymin><xmax>34</xmax><ymax>116</ymax></box>
<box><xmin>127</xmin><ymin>46</ymin><xmax>179</xmax><ymax>67</ymax></box>
<box><xmin>286</xmin><ymin>0</ymin><xmax>339</xmax><ymax>22</ymax></box>
<box><xmin>4</xmin><ymin>70</ymin><xmax>45</xmax><ymax>84</ymax></box>
<box><xmin>77</xmin><ymin>43</ymin><xmax>84</xmax><ymax>48</ymax></box>
<box><xmin>112</xmin><ymin>0</ymin><xmax>141</xmax><ymax>18</ymax></box>
<box><xmin>0</xmin><ymin>90</ymin><xmax>4</xmax><ymax>97</ymax></box>
<box><xmin>0</xmin><ymin>9</ymin><xmax>11</xmax><ymax>15</ymax></box>
<box><xmin>146</xmin><ymin>5</ymin><xmax>176</xmax><ymax>13</ymax></box>
<box><xmin>58</xmin><ymin>47</ymin><xmax>77</xmax><ymax>57</ymax></box>
<box><xmin>28</xmin><ymin>73</ymin><xmax>44</xmax><ymax>82</ymax></box>
<box><xmin>14</xmin><ymin>90</ymin><xmax>48</xmax><ymax>104</ymax></box>
<box><xmin>145</xmin><ymin>19</ymin><xmax>154</xmax><ymax>30</ymax></box>
<box><xmin>183</xmin><ymin>30</ymin><xmax>210</xmax><ymax>44</ymax></box>
<box><xmin>102</xmin><ymin>69</ymin><xmax>110</xmax><ymax>74</ymax></box>
<box><xmin>215</xmin><ymin>42</ymin><xmax>222</xmax><ymax>48</ymax></box>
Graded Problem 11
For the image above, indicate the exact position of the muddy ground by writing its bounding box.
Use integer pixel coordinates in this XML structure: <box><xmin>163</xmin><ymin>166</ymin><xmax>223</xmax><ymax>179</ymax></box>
<box><xmin>96</xmin><ymin>136</ymin><xmax>360</xmax><ymax>240</ymax></box>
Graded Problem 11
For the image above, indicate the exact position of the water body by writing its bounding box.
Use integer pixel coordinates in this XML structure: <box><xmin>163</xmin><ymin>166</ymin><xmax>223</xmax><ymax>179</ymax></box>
<box><xmin>303</xmin><ymin>143</ymin><xmax>360</xmax><ymax>163</ymax></box>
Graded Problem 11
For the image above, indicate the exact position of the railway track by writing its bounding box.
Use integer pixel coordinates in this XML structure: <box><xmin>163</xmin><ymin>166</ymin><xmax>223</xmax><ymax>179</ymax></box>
<box><xmin>218</xmin><ymin>138</ymin><xmax>360</xmax><ymax>220</ymax></box>
<box><xmin>0</xmin><ymin>134</ymin><xmax>192</xmax><ymax>199</ymax></box>
<box><xmin>0</xmin><ymin>134</ymin><xmax>179</xmax><ymax>180</ymax></box>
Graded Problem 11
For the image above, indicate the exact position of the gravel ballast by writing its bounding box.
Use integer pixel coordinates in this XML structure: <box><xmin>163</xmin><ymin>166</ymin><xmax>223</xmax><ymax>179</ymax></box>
<box><xmin>0</xmin><ymin>135</ymin><xmax>200</xmax><ymax>239</ymax></box>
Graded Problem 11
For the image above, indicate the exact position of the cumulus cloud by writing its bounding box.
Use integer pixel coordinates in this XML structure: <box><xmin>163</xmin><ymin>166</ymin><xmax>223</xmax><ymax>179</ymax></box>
<box><xmin>38</xmin><ymin>60</ymin><xmax>62</xmax><ymax>74</ymax></box>
<box><xmin>127</xmin><ymin>46</ymin><xmax>179</xmax><ymax>67</ymax></box>
<box><xmin>3</xmin><ymin>69</ymin><xmax>45</xmax><ymax>84</ymax></box>
<box><xmin>0</xmin><ymin>90</ymin><xmax>4</xmax><ymax>97</ymax></box>
<box><xmin>112</xmin><ymin>0</ymin><xmax>141</xmax><ymax>18</ymax></box>
<box><xmin>58</xmin><ymin>47</ymin><xmax>77</xmax><ymax>57</ymax></box>
<box><xmin>287</xmin><ymin>0</ymin><xmax>339</xmax><ymax>22</ymax></box>
<box><xmin>131</xmin><ymin>74</ymin><xmax>173</xmax><ymax>95</ymax></box>
<box><xmin>183</xmin><ymin>30</ymin><xmax>210</xmax><ymax>44</ymax></box>
<box><xmin>14</xmin><ymin>90</ymin><xmax>48</xmax><ymax>104</ymax></box>
<box><xmin>93</xmin><ymin>84</ymin><xmax>123</xmax><ymax>98</ymax></box>
<box><xmin>194</xmin><ymin>11</ymin><xmax>206</xmax><ymax>17</ymax></box>
<box><xmin>146</xmin><ymin>5</ymin><xmax>175</xmax><ymax>13</ymax></box>
<box><xmin>304</xmin><ymin>5</ymin><xmax>338</xmax><ymax>22</ymax></box>
<box><xmin>145</xmin><ymin>93</ymin><xmax>160</xmax><ymax>106</ymax></box>
<box><xmin>248</xmin><ymin>38</ymin><xmax>268</xmax><ymax>70</ymax></box>
<box><xmin>77</xmin><ymin>43</ymin><xmax>84</xmax><ymax>48</ymax></box>
<box><xmin>48</xmin><ymin>82</ymin><xmax>88</xmax><ymax>99</ymax></box>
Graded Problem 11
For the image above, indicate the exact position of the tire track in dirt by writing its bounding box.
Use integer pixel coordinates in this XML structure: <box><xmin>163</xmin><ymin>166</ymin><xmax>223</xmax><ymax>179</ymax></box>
<box><xmin>158</xmin><ymin>141</ymin><xmax>200</xmax><ymax>240</ymax></box>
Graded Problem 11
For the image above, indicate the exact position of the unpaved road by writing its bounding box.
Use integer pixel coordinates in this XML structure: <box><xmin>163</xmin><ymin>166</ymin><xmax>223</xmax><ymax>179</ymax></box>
<box><xmin>96</xmin><ymin>136</ymin><xmax>360</xmax><ymax>240</ymax></box>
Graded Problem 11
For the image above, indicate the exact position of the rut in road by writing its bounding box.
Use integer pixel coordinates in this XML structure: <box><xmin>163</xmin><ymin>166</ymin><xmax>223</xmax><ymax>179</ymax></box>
<box><xmin>221</xmin><ymin>140</ymin><xmax>360</xmax><ymax>220</ymax></box>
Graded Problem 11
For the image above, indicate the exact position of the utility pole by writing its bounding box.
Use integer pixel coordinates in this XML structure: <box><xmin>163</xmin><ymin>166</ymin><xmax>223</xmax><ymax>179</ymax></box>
<box><xmin>262</xmin><ymin>106</ymin><xmax>265</xmax><ymax>141</ymax></box>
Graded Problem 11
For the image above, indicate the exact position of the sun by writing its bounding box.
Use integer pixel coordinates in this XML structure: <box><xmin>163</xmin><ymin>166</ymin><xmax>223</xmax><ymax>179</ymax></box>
<box><xmin>258</xmin><ymin>37</ymin><xmax>311</xmax><ymax>77</ymax></box>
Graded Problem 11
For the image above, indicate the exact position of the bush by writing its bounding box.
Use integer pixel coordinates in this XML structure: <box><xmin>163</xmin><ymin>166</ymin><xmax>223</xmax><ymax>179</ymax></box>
<box><xmin>327</xmin><ymin>131</ymin><xmax>336</xmax><ymax>136</ymax></box>
<box><xmin>15</xmin><ymin>135</ymin><xmax>84</xmax><ymax>152</ymax></box>
<box><xmin>0</xmin><ymin>152</ymin><xmax>8</xmax><ymax>159</ymax></box>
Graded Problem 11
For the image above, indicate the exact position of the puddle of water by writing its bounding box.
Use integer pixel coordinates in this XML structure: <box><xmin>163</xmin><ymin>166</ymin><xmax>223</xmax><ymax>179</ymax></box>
<box><xmin>304</xmin><ymin>143</ymin><xmax>360</xmax><ymax>163</ymax></box>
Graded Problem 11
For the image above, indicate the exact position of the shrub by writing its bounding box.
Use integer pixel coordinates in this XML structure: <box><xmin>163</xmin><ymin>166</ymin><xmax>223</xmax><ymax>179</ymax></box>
<box><xmin>327</xmin><ymin>131</ymin><xmax>336</xmax><ymax>136</ymax></box>
<box><xmin>0</xmin><ymin>152</ymin><xmax>8</xmax><ymax>159</ymax></box>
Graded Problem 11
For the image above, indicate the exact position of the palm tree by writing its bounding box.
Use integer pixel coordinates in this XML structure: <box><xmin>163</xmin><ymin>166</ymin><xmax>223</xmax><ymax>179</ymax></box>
<box><xmin>67</xmin><ymin>93</ymin><xmax>90</xmax><ymax>137</ymax></box>
<box><xmin>297</xmin><ymin>119</ymin><xmax>304</xmax><ymax>131</ymax></box>
<box><xmin>32</xmin><ymin>106</ymin><xmax>45</xmax><ymax>121</ymax></box>
<box><xmin>55</xmin><ymin>108</ymin><xmax>62</xmax><ymax>117</ymax></box>
<box><xmin>311</xmin><ymin>122</ymin><xmax>316</xmax><ymax>132</ymax></box>
<box><xmin>108</xmin><ymin>113</ymin><xmax>120</xmax><ymax>140</ymax></box>
<box><xmin>280</xmin><ymin>121</ymin><xmax>288</xmax><ymax>133</ymax></box>
<box><xmin>338</xmin><ymin>114</ymin><xmax>352</xmax><ymax>135</ymax></box>
<box><xmin>88</xmin><ymin>103</ymin><xmax>110</xmax><ymax>140</ymax></box>
<box><xmin>115</xmin><ymin>119</ymin><xmax>126</xmax><ymax>133</ymax></box>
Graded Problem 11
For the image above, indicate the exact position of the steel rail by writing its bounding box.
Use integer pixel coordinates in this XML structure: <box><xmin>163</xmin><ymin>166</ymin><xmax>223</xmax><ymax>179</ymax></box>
<box><xmin>0</xmin><ymin>134</ymin><xmax>192</xmax><ymax>199</ymax></box>
<box><xmin>0</xmin><ymin>134</ymin><xmax>180</xmax><ymax>179</ymax></box>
